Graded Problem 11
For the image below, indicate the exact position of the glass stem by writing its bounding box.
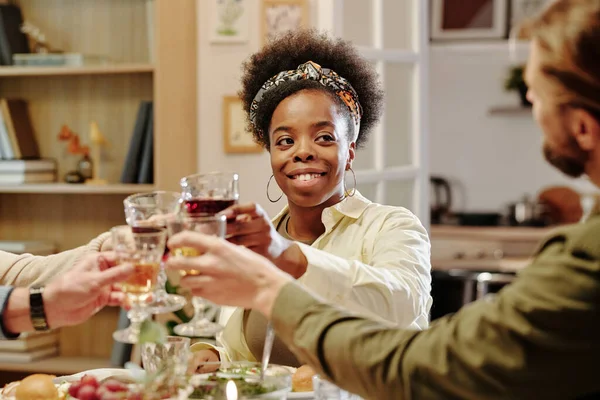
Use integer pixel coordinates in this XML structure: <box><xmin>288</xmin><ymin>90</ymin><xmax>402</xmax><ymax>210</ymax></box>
<box><xmin>190</xmin><ymin>297</ymin><xmax>208</xmax><ymax>323</ymax></box>
<box><xmin>127</xmin><ymin>299</ymin><xmax>150</xmax><ymax>334</ymax></box>
<box><xmin>154</xmin><ymin>265</ymin><xmax>168</xmax><ymax>297</ymax></box>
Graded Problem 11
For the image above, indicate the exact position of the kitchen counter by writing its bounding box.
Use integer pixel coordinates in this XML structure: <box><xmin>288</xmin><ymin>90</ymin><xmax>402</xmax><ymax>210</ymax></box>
<box><xmin>431</xmin><ymin>257</ymin><xmax>531</xmax><ymax>273</ymax></box>
<box><xmin>430</xmin><ymin>225</ymin><xmax>556</xmax><ymax>242</ymax></box>
<box><xmin>429</xmin><ymin>225</ymin><xmax>557</xmax><ymax>273</ymax></box>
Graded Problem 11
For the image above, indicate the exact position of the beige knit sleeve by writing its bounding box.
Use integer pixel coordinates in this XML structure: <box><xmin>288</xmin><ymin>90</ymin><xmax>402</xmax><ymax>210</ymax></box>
<box><xmin>0</xmin><ymin>231</ymin><xmax>111</xmax><ymax>287</ymax></box>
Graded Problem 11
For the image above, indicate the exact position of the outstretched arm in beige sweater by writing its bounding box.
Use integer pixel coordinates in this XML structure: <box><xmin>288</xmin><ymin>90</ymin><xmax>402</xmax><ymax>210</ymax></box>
<box><xmin>0</xmin><ymin>232</ymin><xmax>111</xmax><ymax>287</ymax></box>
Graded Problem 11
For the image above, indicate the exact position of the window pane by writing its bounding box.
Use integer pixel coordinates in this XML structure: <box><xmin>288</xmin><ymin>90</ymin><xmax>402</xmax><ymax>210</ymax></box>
<box><xmin>384</xmin><ymin>62</ymin><xmax>413</xmax><ymax>167</ymax></box>
<box><xmin>383</xmin><ymin>0</ymin><xmax>413</xmax><ymax>49</ymax></box>
<box><xmin>353</xmin><ymin>59</ymin><xmax>378</xmax><ymax>171</ymax></box>
<box><xmin>356</xmin><ymin>181</ymin><xmax>378</xmax><ymax>201</ymax></box>
<box><xmin>385</xmin><ymin>179</ymin><xmax>414</xmax><ymax>209</ymax></box>
<box><xmin>342</xmin><ymin>0</ymin><xmax>374</xmax><ymax>47</ymax></box>
<box><xmin>353</xmin><ymin>136</ymin><xmax>375</xmax><ymax>170</ymax></box>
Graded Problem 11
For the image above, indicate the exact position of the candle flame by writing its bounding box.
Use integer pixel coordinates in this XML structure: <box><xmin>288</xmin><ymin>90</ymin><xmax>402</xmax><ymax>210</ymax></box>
<box><xmin>226</xmin><ymin>380</ymin><xmax>238</xmax><ymax>400</ymax></box>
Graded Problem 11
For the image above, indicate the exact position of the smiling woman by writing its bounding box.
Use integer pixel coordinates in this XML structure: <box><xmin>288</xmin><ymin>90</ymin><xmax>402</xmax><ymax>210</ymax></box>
<box><xmin>188</xmin><ymin>29</ymin><xmax>432</xmax><ymax>371</ymax></box>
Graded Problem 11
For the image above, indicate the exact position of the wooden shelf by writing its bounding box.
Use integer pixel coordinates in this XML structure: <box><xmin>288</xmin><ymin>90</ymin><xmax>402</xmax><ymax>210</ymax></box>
<box><xmin>0</xmin><ymin>183</ymin><xmax>156</xmax><ymax>194</ymax></box>
<box><xmin>0</xmin><ymin>64</ymin><xmax>154</xmax><ymax>77</ymax></box>
<box><xmin>488</xmin><ymin>106</ymin><xmax>533</xmax><ymax>116</ymax></box>
<box><xmin>0</xmin><ymin>356</ymin><xmax>111</xmax><ymax>375</ymax></box>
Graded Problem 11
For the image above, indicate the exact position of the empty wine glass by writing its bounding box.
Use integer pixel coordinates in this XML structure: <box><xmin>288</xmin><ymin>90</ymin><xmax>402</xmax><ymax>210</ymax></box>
<box><xmin>179</xmin><ymin>172</ymin><xmax>239</xmax><ymax>216</ymax></box>
<box><xmin>167</xmin><ymin>214</ymin><xmax>226</xmax><ymax>337</ymax></box>
<box><xmin>111</xmin><ymin>225</ymin><xmax>167</xmax><ymax>344</ymax></box>
<box><xmin>124</xmin><ymin>191</ymin><xmax>187</xmax><ymax>314</ymax></box>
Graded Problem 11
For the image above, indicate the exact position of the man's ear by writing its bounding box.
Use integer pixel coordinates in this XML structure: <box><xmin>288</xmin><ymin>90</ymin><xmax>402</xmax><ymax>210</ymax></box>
<box><xmin>347</xmin><ymin>142</ymin><xmax>356</xmax><ymax>170</ymax></box>
<box><xmin>571</xmin><ymin>108</ymin><xmax>600</xmax><ymax>151</ymax></box>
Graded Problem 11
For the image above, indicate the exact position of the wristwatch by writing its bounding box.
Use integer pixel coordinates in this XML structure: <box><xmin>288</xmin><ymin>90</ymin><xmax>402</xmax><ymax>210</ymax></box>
<box><xmin>29</xmin><ymin>286</ymin><xmax>50</xmax><ymax>331</ymax></box>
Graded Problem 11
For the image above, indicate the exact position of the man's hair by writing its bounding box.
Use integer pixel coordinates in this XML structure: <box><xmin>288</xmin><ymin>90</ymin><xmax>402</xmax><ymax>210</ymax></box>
<box><xmin>238</xmin><ymin>29</ymin><xmax>384</xmax><ymax>149</ymax></box>
<box><xmin>523</xmin><ymin>0</ymin><xmax>600</xmax><ymax>119</ymax></box>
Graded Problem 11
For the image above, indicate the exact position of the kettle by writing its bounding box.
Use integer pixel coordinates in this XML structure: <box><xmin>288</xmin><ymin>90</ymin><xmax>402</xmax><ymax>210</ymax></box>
<box><xmin>430</xmin><ymin>176</ymin><xmax>452</xmax><ymax>224</ymax></box>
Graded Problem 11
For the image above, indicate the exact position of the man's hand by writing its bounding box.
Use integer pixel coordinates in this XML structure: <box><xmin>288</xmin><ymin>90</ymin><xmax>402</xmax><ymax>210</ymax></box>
<box><xmin>166</xmin><ymin>232</ymin><xmax>292</xmax><ymax>318</ymax></box>
<box><xmin>43</xmin><ymin>252</ymin><xmax>134</xmax><ymax>329</ymax></box>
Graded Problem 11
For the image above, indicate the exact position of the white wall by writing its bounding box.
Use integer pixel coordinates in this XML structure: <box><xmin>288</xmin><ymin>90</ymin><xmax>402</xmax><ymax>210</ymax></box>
<box><xmin>197</xmin><ymin>0</ymin><xmax>323</xmax><ymax>217</ymax></box>
<box><xmin>429</xmin><ymin>43</ymin><xmax>597</xmax><ymax>212</ymax></box>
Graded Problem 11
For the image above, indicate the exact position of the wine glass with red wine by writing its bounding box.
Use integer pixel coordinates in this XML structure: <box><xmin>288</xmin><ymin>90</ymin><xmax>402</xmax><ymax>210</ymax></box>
<box><xmin>179</xmin><ymin>172</ymin><xmax>239</xmax><ymax>216</ymax></box>
<box><xmin>167</xmin><ymin>214</ymin><xmax>227</xmax><ymax>337</ymax></box>
<box><xmin>124</xmin><ymin>191</ymin><xmax>187</xmax><ymax>314</ymax></box>
<box><xmin>111</xmin><ymin>225</ymin><xmax>167</xmax><ymax>344</ymax></box>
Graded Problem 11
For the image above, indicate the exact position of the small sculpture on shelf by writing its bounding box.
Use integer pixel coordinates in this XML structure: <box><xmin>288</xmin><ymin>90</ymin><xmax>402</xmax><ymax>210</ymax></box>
<box><xmin>85</xmin><ymin>121</ymin><xmax>109</xmax><ymax>185</ymax></box>
<box><xmin>57</xmin><ymin>124</ymin><xmax>91</xmax><ymax>184</ymax></box>
<box><xmin>20</xmin><ymin>21</ymin><xmax>58</xmax><ymax>54</ymax></box>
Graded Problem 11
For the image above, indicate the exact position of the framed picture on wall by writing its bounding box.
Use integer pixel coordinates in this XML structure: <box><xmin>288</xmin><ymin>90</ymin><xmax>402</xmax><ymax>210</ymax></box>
<box><xmin>509</xmin><ymin>0</ymin><xmax>552</xmax><ymax>35</ymax></box>
<box><xmin>431</xmin><ymin>0</ymin><xmax>508</xmax><ymax>40</ymax></box>
<box><xmin>261</xmin><ymin>0</ymin><xmax>309</xmax><ymax>46</ymax></box>
<box><xmin>209</xmin><ymin>0</ymin><xmax>249</xmax><ymax>44</ymax></box>
<box><xmin>223</xmin><ymin>96</ymin><xmax>262</xmax><ymax>154</ymax></box>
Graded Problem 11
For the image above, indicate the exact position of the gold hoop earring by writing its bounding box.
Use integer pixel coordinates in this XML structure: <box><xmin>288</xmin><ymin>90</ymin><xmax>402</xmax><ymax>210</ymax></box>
<box><xmin>344</xmin><ymin>167</ymin><xmax>357</xmax><ymax>198</ymax></box>
<box><xmin>266</xmin><ymin>175</ymin><xmax>283</xmax><ymax>203</ymax></box>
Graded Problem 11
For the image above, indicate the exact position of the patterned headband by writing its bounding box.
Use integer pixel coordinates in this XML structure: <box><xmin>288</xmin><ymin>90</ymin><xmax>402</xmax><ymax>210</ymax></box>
<box><xmin>249</xmin><ymin>61</ymin><xmax>363</xmax><ymax>131</ymax></box>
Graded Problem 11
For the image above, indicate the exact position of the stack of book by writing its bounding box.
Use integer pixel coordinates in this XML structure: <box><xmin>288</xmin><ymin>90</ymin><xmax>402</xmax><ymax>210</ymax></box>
<box><xmin>0</xmin><ymin>98</ymin><xmax>41</xmax><ymax>160</ymax></box>
<box><xmin>0</xmin><ymin>158</ymin><xmax>56</xmax><ymax>184</ymax></box>
<box><xmin>0</xmin><ymin>331</ymin><xmax>59</xmax><ymax>363</ymax></box>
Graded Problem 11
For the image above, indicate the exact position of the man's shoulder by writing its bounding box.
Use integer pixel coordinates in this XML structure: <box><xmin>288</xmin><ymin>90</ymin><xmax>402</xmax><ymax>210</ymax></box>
<box><xmin>537</xmin><ymin>215</ymin><xmax>600</xmax><ymax>260</ymax></box>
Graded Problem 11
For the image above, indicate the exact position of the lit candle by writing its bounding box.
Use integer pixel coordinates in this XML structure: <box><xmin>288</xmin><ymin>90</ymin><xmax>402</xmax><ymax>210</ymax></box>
<box><xmin>226</xmin><ymin>380</ymin><xmax>238</xmax><ymax>400</ymax></box>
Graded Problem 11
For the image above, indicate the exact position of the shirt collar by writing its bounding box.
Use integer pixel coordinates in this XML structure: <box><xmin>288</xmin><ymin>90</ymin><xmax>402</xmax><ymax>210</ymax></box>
<box><xmin>271</xmin><ymin>190</ymin><xmax>371</xmax><ymax>228</ymax></box>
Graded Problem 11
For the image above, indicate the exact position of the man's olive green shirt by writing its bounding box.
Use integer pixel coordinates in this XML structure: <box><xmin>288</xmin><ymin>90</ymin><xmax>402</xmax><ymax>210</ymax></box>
<box><xmin>272</xmin><ymin>213</ymin><xmax>600</xmax><ymax>399</ymax></box>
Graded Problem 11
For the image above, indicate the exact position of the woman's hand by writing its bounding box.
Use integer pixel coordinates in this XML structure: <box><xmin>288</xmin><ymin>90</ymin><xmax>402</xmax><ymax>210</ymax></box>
<box><xmin>221</xmin><ymin>203</ymin><xmax>308</xmax><ymax>278</ymax></box>
<box><xmin>188</xmin><ymin>349</ymin><xmax>220</xmax><ymax>374</ymax></box>
<box><xmin>165</xmin><ymin>231</ymin><xmax>293</xmax><ymax>318</ymax></box>
<box><xmin>221</xmin><ymin>203</ymin><xmax>289</xmax><ymax>260</ymax></box>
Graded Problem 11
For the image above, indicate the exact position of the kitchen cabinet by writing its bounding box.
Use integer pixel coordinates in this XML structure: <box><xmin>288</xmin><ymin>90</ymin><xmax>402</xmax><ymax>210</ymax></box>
<box><xmin>430</xmin><ymin>225</ymin><xmax>554</xmax><ymax>272</ymax></box>
<box><xmin>429</xmin><ymin>225</ymin><xmax>554</xmax><ymax>320</ymax></box>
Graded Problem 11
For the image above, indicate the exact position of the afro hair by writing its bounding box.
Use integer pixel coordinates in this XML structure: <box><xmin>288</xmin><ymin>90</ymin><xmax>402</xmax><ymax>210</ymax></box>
<box><xmin>239</xmin><ymin>29</ymin><xmax>384</xmax><ymax>149</ymax></box>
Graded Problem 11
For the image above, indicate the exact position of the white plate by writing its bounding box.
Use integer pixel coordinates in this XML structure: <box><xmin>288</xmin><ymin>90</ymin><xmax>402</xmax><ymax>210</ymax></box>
<box><xmin>53</xmin><ymin>368</ymin><xmax>136</xmax><ymax>383</ymax></box>
<box><xmin>287</xmin><ymin>391</ymin><xmax>315</xmax><ymax>399</ymax></box>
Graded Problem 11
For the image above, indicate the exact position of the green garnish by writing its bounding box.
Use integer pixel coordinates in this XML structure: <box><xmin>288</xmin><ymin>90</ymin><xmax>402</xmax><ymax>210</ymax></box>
<box><xmin>189</xmin><ymin>375</ymin><xmax>274</xmax><ymax>398</ymax></box>
<box><xmin>138</xmin><ymin>319</ymin><xmax>168</xmax><ymax>344</ymax></box>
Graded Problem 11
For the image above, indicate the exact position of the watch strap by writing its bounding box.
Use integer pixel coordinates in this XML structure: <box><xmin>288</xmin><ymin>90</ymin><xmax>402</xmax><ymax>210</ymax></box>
<box><xmin>29</xmin><ymin>286</ymin><xmax>50</xmax><ymax>331</ymax></box>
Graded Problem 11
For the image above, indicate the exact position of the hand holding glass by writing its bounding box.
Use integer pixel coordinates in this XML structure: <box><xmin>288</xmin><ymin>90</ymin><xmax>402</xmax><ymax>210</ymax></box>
<box><xmin>167</xmin><ymin>214</ymin><xmax>226</xmax><ymax>337</ymax></box>
<box><xmin>111</xmin><ymin>225</ymin><xmax>166</xmax><ymax>344</ymax></box>
<box><xmin>124</xmin><ymin>191</ymin><xmax>186</xmax><ymax>313</ymax></box>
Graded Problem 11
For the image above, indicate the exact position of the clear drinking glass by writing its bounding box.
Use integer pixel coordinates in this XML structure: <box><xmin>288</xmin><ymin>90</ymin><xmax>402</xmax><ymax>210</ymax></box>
<box><xmin>124</xmin><ymin>191</ymin><xmax>187</xmax><ymax>314</ymax></box>
<box><xmin>167</xmin><ymin>214</ymin><xmax>226</xmax><ymax>337</ymax></box>
<box><xmin>313</xmin><ymin>375</ymin><xmax>356</xmax><ymax>400</ymax></box>
<box><xmin>141</xmin><ymin>335</ymin><xmax>191</xmax><ymax>376</ymax></box>
<box><xmin>179</xmin><ymin>172</ymin><xmax>239</xmax><ymax>216</ymax></box>
<box><xmin>313</xmin><ymin>376</ymin><xmax>364</xmax><ymax>399</ymax></box>
<box><xmin>111</xmin><ymin>225</ymin><xmax>167</xmax><ymax>344</ymax></box>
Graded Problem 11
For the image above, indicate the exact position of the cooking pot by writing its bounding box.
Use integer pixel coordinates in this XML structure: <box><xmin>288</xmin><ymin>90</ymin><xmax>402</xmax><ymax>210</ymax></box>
<box><xmin>507</xmin><ymin>195</ymin><xmax>549</xmax><ymax>227</ymax></box>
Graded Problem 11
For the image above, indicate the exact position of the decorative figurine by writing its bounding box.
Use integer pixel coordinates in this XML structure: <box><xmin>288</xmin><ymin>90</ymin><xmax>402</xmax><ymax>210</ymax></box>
<box><xmin>85</xmin><ymin>121</ymin><xmax>109</xmax><ymax>185</ymax></box>
<box><xmin>20</xmin><ymin>22</ymin><xmax>53</xmax><ymax>54</ymax></box>
<box><xmin>57</xmin><ymin>124</ymin><xmax>90</xmax><ymax>184</ymax></box>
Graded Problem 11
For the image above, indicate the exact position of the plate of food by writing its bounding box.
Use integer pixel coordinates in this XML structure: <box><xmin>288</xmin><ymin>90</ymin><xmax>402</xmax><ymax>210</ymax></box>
<box><xmin>1</xmin><ymin>372</ymin><xmax>140</xmax><ymax>400</ymax></box>
<box><xmin>191</xmin><ymin>361</ymin><xmax>315</xmax><ymax>399</ymax></box>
